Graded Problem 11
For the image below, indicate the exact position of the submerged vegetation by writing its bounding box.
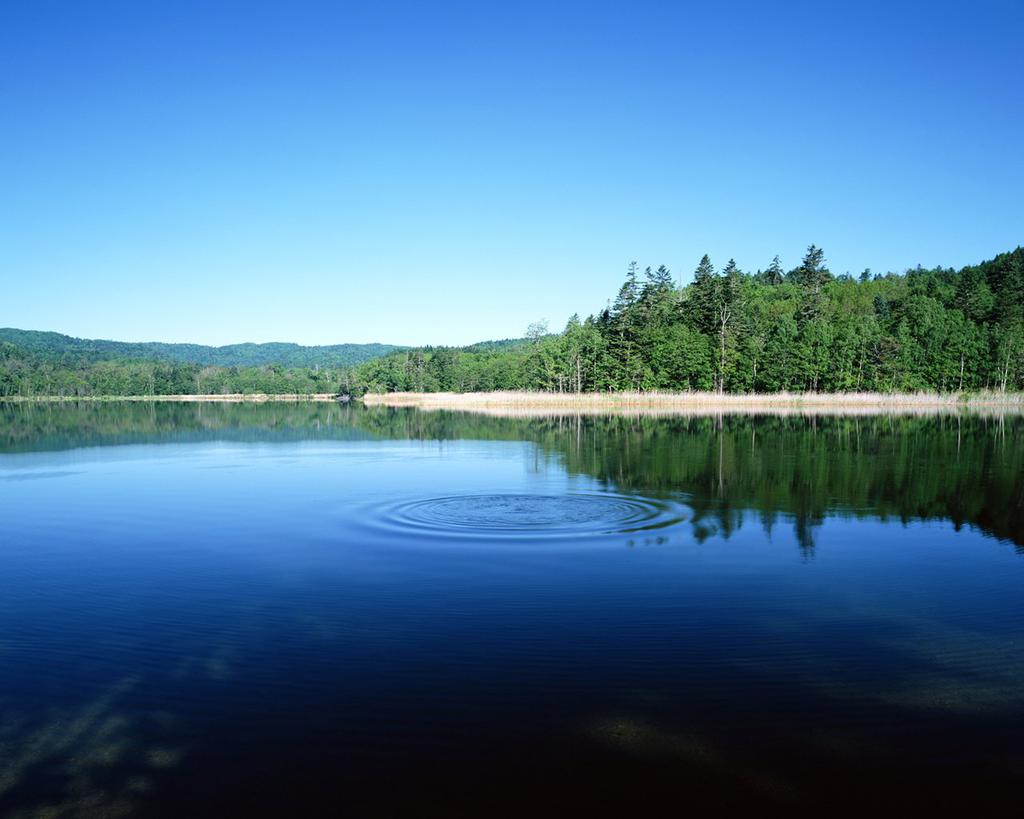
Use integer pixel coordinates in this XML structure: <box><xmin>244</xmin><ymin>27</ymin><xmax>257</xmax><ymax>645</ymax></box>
<box><xmin>1</xmin><ymin>246</ymin><xmax>1022</xmax><ymax>399</ymax></box>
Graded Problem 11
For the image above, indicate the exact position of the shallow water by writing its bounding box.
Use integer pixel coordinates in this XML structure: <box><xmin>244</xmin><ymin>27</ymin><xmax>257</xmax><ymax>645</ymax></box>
<box><xmin>0</xmin><ymin>403</ymin><xmax>1022</xmax><ymax>815</ymax></box>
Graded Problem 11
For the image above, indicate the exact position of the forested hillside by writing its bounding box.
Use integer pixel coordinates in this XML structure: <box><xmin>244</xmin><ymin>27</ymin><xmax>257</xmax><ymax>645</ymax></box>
<box><xmin>0</xmin><ymin>330</ymin><xmax>405</xmax><ymax>397</ymax></box>
<box><xmin>354</xmin><ymin>246</ymin><xmax>1024</xmax><ymax>394</ymax></box>
<box><xmin>0</xmin><ymin>329</ymin><xmax>402</xmax><ymax>368</ymax></box>
<box><xmin>0</xmin><ymin>342</ymin><xmax>352</xmax><ymax>397</ymax></box>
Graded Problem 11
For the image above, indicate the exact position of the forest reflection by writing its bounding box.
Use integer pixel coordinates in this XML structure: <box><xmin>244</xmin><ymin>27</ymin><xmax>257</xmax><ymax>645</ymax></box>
<box><xmin>2</xmin><ymin>401</ymin><xmax>1021</xmax><ymax>552</ymax></box>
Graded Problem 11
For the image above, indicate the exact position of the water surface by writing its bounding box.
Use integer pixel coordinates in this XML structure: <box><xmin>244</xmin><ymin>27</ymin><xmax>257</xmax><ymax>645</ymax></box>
<box><xmin>1</xmin><ymin>402</ymin><xmax>1022</xmax><ymax>815</ymax></box>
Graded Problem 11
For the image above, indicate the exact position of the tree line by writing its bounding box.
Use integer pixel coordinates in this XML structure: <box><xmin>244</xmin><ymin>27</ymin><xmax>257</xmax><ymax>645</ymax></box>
<box><xmin>355</xmin><ymin>245</ymin><xmax>1024</xmax><ymax>394</ymax></box>
<box><xmin>0</xmin><ymin>347</ymin><xmax>351</xmax><ymax>397</ymax></box>
<box><xmin>0</xmin><ymin>328</ymin><xmax>401</xmax><ymax>368</ymax></box>
<box><xmin>1</xmin><ymin>245</ymin><xmax>1021</xmax><ymax>397</ymax></box>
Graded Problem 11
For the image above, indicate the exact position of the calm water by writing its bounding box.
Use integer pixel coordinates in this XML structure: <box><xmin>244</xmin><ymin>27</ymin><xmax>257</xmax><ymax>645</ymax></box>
<box><xmin>1</xmin><ymin>402</ymin><xmax>1022</xmax><ymax>816</ymax></box>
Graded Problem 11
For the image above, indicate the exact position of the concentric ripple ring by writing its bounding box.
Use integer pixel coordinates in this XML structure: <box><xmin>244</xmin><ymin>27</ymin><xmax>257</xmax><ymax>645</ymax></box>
<box><xmin>375</xmin><ymin>492</ymin><xmax>687</xmax><ymax>539</ymax></box>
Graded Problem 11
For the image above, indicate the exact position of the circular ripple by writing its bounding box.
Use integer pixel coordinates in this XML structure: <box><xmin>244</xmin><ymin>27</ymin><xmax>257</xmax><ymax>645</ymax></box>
<box><xmin>377</xmin><ymin>493</ymin><xmax>686</xmax><ymax>539</ymax></box>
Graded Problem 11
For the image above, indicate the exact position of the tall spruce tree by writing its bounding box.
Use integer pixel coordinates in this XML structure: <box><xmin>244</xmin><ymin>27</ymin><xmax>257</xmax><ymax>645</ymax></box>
<box><xmin>794</xmin><ymin>245</ymin><xmax>831</xmax><ymax>323</ymax></box>
<box><xmin>688</xmin><ymin>255</ymin><xmax>719</xmax><ymax>335</ymax></box>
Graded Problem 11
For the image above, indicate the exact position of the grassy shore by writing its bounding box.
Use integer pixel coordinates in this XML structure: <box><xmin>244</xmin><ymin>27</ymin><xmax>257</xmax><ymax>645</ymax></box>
<box><xmin>360</xmin><ymin>390</ymin><xmax>1024</xmax><ymax>416</ymax></box>
<box><xmin>1</xmin><ymin>393</ymin><xmax>344</xmax><ymax>403</ymax></box>
<box><xmin>5</xmin><ymin>391</ymin><xmax>1023</xmax><ymax>415</ymax></box>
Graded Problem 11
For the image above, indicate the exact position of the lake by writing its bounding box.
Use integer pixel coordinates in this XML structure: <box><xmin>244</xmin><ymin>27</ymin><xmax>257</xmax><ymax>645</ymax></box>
<box><xmin>1</xmin><ymin>402</ymin><xmax>1022</xmax><ymax>815</ymax></box>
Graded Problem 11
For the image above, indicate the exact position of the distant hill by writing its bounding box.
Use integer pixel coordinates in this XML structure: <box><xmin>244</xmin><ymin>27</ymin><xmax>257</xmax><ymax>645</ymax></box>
<box><xmin>460</xmin><ymin>337</ymin><xmax>532</xmax><ymax>352</ymax></box>
<box><xmin>0</xmin><ymin>328</ymin><xmax>405</xmax><ymax>368</ymax></box>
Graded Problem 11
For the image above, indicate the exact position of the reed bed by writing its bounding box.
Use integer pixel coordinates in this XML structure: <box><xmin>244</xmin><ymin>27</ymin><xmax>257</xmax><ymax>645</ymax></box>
<box><xmin>361</xmin><ymin>390</ymin><xmax>1024</xmax><ymax>416</ymax></box>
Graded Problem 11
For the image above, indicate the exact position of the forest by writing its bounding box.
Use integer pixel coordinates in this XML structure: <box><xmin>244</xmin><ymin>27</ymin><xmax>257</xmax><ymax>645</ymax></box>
<box><xmin>356</xmin><ymin>245</ymin><xmax>1024</xmax><ymax>395</ymax></box>
<box><xmin>0</xmin><ymin>328</ymin><xmax>401</xmax><ymax>368</ymax></box>
<box><xmin>0</xmin><ymin>345</ymin><xmax>350</xmax><ymax>398</ymax></box>
<box><xmin>1</xmin><ymin>245</ymin><xmax>1022</xmax><ymax>398</ymax></box>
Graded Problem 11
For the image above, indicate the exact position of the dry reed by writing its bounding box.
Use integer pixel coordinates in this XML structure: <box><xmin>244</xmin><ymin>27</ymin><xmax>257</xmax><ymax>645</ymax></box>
<box><xmin>360</xmin><ymin>390</ymin><xmax>1024</xmax><ymax>417</ymax></box>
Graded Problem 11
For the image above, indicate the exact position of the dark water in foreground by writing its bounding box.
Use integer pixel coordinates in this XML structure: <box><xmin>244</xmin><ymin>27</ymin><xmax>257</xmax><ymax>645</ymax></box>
<box><xmin>1</xmin><ymin>402</ymin><xmax>1022</xmax><ymax>816</ymax></box>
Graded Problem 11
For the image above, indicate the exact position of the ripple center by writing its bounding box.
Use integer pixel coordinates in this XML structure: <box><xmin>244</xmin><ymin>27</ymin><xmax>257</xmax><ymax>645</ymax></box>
<box><xmin>378</xmin><ymin>492</ymin><xmax>685</xmax><ymax>539</ymax></box>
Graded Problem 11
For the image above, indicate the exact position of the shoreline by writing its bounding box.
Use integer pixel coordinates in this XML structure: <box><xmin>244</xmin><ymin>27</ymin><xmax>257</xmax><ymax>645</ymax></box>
<box><xmin>359</xmin><ymin>390</ymin><xmax>1024</xmax><ymax>415</ymax></box>
<box><xmin>0</xmin><ymin>393</ymin><xmax>345</xmax><ymax>403</ymax></box>
<box><xmin>3</xmin><ymin>390</ymin><xmax>1023</xmax><ymax>415</ymax></box>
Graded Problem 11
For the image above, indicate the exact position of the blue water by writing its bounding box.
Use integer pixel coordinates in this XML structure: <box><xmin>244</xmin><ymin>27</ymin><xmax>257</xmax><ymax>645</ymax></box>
<box><xmin>0</xmin><ymin>404</ymin><xmax>1022</xmax><ymax>815</ymax></box>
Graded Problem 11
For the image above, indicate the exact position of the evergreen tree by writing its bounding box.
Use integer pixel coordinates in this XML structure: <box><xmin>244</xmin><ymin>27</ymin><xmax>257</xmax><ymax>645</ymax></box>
<box><xmin>687</xmin><ymin>255</ymin><xmax>718</xmax><ymax>335</ymax></box>
<box><xmin>955</xmin><ymin>265</ymin><xmax>994</xmax><ymax>323</ymax></box>
<box><xmin>794</xmin><ymin>245</ymin><xmax>831</xmax><ymax>322</ymax></box>
<box><xmin>608</xmin><ymin>262</ymin><xmax>644</xmax><ymax>388</ymax></box>
<box><xmin>793</xmin><ymin>245</ymin><xmax>830</xmax><ymax>290</ymax></box>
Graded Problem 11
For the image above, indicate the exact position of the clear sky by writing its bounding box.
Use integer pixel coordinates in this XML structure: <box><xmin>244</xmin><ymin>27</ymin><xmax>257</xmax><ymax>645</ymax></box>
<box><xmin>2</xmin><ymin>1</ymin><xmax>1022</xmax><ymax>347</ymax></box>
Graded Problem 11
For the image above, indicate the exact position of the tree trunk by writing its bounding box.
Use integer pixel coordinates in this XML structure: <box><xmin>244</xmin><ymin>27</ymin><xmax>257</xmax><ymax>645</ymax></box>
<box><xmin>718</xmin><ymin>322</ymin><xmax>726</xmax><ymax>394</ymax></box>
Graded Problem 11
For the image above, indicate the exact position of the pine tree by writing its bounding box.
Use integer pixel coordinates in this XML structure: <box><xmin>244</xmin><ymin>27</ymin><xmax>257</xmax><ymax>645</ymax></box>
<box><xmin>954</xmin><ymin>266</ymin><xmax>994</xmax><ymax>323</ymax></box>
<box><xmin>647</xmin><ymin>264</ymin><xmax>674</xmax><ymax>292</ymax></box>
<box><xmin>612</xmin><ymin>261</ymin><xmax>640</xmax><ymax>317</ymax></box>
<box><xmin>793</xmin><ymin>245</ymin><xmax>830</xmax><ymax>292</ymax></box>
<box><xmin>795</xmin><ymin>245</ymin><xmax>831</xmax><ymax>323</ymax></box>
<box><xmin>694</xmin><ymin>254</ymin><xmax>715</xmax><ymax>284</ymax></box>
<box><xmin>609</xmin><ymin>262</ymin><xmax>643</xmax><ymax>388</ymax></box>
<box><xmin>687</xmin><ymin>255</ymin><xmax>718</xmax><ymax>335</ymax></box>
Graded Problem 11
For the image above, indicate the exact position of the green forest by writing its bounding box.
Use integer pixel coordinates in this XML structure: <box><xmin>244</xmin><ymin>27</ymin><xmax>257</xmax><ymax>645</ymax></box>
<box><xmin>355</xmin><ymin>245</ymin><xmax>1024</xmax><ymax>395</ymax></box>
<box><xmin>0</xmin><ymin>329</ymin><xmax>399</xmax><ymax>397</ymax></box>
<box><xmin>1</xmin><ymin>245</ymin><xmax>1022</xmax><ymax>397</ymax></box>
<box><xmin>0</xmin><ymin>328</ymin><xmax>401</xmax><ymax>368</ymax></box>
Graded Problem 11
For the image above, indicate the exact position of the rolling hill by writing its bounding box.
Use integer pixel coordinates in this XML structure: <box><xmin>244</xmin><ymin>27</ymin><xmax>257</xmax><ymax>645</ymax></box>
<box><xmin>0</xmin><ymin>328</ymin><xmax>405</xmax><ymax>368</ymax></box>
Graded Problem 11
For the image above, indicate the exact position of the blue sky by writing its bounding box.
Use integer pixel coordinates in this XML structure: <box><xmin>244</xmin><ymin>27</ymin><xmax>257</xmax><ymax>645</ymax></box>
<box><xmin>2</xmin><ymin>1</ymin><xmax>1022</xmax><ymax>346</ymax></box>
